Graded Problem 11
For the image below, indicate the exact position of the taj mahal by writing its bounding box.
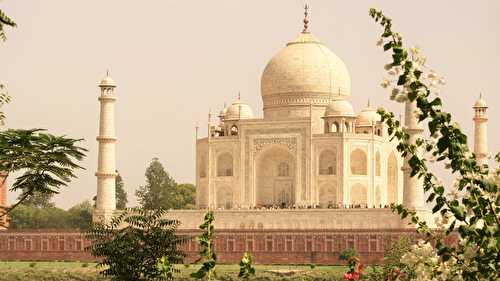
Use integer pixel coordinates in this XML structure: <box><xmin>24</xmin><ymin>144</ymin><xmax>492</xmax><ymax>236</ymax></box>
<box><xmin>195</xmin><ymin>27</ymin><xmax>401</xmax><ymax>210</ymax></box>
<box><xmin>92</xmin><ymin>8</ymin><xmax>489</xmax><ymax>234</ymax></box>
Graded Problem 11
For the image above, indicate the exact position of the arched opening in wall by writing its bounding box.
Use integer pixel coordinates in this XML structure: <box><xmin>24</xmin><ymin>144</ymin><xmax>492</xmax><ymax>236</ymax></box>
<box><xmin>375</xmin><ymin>185</ymin><xmax>381</xmax><ymax>207</ymax></box>
<box><xmin>278</xmin><ymin>162</ymin><xmax>289</xmax><ymax>177</ymax></box>
<box><xmin>331</xmin><ymin>122</ymin><xmax>339</xmax><ymax>133</ymax></box>
<box><xmin>387</xmin><ymin>151</ymin><xmax>398</xmax><ymax>204</ymax></box>
<box><xmin>230</xmin><ymin>125</ymin><xmax>238</xmax><ymax>136</ymax></box>
<box><xmin>350</xmin><ymin>149</ymin><xmax>367</xmax><ymax>175</ymax></box>
<box><xmin>199</xmin><ymin>155</ymin><xmax>207</xmax><ymax>178</ymax></box>
<box><xmin>375</xmin><ymin>151</ymin><xmax>381</xmax><ymax>177</ymax></box>
<box><xmin>256</xmin><ymin>146</ymin><xmax>295</xmax><ymax>208</ymax></box>
<box><xmin>345</xmin><ymin>122</ymin><xmax>350</xmax><ymax>133</ymax></box>
<box><xmin>319</xmin><ymin>184</ymin><xmax>336</xmax><ymax>208</ymax></box>
<box><xmin>216</xmin><ymin>186</ymin><xmax>233</xmax><ymax>209</ymax></box>
<box><xmin>376</xmin><ymin>128</ymin><xmax>381</xmax><ymax>136</ymax></box>
<box><xmin>319</xmin><ymin>149</ymin><xmax>336</xmax><ymax>175</ymax></box>
<box><xmin>350</xmin><ymin>183</ymin><xmax>367</xmax><ymax>206</ymax></box>
<box><xmin>217</xmin><ymin>153</ymin><xmax>233</xmax><ymax>177</ymax></box>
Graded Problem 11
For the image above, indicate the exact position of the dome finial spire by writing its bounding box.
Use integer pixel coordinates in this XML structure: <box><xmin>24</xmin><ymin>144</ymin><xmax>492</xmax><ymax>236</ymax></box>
<box><xmin>303</xmin><ymin>4</ymin><xmax>309</xmax><ymax>33</ymax></box>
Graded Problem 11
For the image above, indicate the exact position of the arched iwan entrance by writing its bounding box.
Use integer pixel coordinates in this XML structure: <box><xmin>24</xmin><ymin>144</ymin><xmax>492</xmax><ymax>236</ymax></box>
<box><xmin>255</xmin><ymin>146</ymin><xmax>296</xmax><ymax>207</ymax></box>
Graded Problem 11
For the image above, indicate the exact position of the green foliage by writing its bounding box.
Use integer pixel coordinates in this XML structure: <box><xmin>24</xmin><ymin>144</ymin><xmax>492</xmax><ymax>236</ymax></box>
<box><xmin>136</xmin><ymin>158</ymin><xmax>195</xmax><ymax>210</ymax></box>
<box><xmin>192</xmin><ymin>211</ymin><xmax>217</xmax><ymax>281</ymax></box>
<box><xmin>338</xmin><ymin>249</ymin><xmax>358</xmax><ymax>261</ymax></box>
<box><xmin>368</xmin><ymin>236</ymin><xmax>415</xmax><ymax>281</ymax></box>
<box><xmin>66</xmin><ymin>200</ymin><xmax>93</xmax><ymax>230</ymax></box>
<box><xmin>370</xmin><ymin>8</ymin><xmax>499</xmax><ymax>280</ymax></box>
<box><xmin>238</xmin><ymin>252</ymin><xmax>256</xmax><ymax>280</ymax></box>
<box><xmin>9</xmin><ymin>205</ymin><xmax>68</xmax><ymax>229</ymax></box>
<box><xmin>0</xmin><ymin>9</ymin><xmax>16</xmax><ymax>41</ymax></box>
<box><xmin>136</xmin><ymin>157</ymin><xmax>178</xmax><ymax>209</ymax></box>
<box><xmin>86</xmin><ymin>208</ymin><xmax>189</xmax><ymax>281</ymax></box>
<box><xmin>172</xmin><ymin>183</ymin><xmax>196</xmax><ymax>209</ymax></box>
<box><xmin>0</xmin><ymin>129</ymin><xmax>86</xmax><ymax>221</ymax></box>
<box><xmin>156</xmin><ymin>256</ymin><xmax>175</xmax><ymax>281</ymax></box>
<box><xmin>115</xmin><ymin>172</ymin><xmax>127</xmax><ymax>209</ymax></box>
<box><xmin>29</xmin><ymin>262</ymin><xmax>36</xmax><ymax>268</ymax></box>
<box><xmin>0</xmin><ymin>84</ymin><xmax>10</xmax><ymax>125</ymax></box>
<box><xmin>9</xmin><ymin>200</ymin><xmax>92</xmax><ymax>230</ymax></box>
<box><xmin>18</xmin><ymin>191</ymin><xmax>55</xmax><ymax>208</ymax></box>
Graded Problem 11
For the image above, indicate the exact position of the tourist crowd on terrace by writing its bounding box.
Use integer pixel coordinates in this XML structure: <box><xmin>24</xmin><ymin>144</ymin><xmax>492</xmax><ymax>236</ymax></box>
<box><xmin>212</xmin><ymin>203</ymin><xmax>392</xmax><ymax>210</ymax></box>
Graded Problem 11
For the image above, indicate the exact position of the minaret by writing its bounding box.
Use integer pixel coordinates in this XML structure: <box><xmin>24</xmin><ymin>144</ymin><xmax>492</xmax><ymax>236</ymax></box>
<box><xmin>473</xmin><ymin>94</ymin><xmax>488</xmax><ymax>167</ymax></box>
<box><xmin>94</xmin><ymin>71</ymin><xmax>117</xmax><ymax>222</ymax></box>
<box><xmin>402</xmin><ymin>100</ymin><xmax>425</xmax><ymax>210</ymax></box>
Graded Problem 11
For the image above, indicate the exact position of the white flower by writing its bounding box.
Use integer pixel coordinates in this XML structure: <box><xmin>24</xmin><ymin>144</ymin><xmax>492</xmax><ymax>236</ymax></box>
<box><xmin>417</xmin><ymin>87</ymin><xmax>427</xmax><ymax>96</ymax></box>
<box><xmin>380</xmin><ymin>78</ymin><xmax>391</xmax><ymax>88</ymax></box>
<box><xmin>475</xmin><ymin>218</ymin><xmax>485</xmax><ymax>229</ymax></box>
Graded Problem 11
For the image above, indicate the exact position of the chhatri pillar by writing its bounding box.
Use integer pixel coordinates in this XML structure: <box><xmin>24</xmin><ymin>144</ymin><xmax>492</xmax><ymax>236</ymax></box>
<box><xmin>473</xmin><ymin>94</ymin><xmax>488</xmax><ymax>167</ymax></box>
<box><xmin>93</xmin><ymin>71</ymin><xmax>117</xmax><ymax>223</ymax></box>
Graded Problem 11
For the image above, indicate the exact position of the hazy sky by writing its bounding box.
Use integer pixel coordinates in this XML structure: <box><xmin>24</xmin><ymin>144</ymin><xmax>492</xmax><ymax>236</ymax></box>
<box><xmin>1</xmin><ymin>1</ymin><xmax>499</xmax><ymax>209</ymax></box>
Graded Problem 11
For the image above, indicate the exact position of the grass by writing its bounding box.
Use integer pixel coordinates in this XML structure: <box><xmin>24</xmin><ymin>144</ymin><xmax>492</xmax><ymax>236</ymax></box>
<box><xmin>0</xmin><ymin>261</ymin><xmax>354</xmax><ymax>281</ymax></box>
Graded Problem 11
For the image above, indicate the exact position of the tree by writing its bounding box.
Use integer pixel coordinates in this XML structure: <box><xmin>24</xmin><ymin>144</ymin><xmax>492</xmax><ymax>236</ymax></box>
<box><xmin>171</xmin><ymin>183</ymin><xmax>196</xmax><ymax>209</ymax></box>
<box><xmin>191</xmin><ymin>211</ymin><xmax>217</xmax><ymax>281</ymax></box>
<box><xmin>67</xmin><ymin>200</ymin><xmax>93</xmax><ymax>230</ymax></box>
<box><xmin>135</xmin><ymin>158</ymin><xmax>177</xmax><ymax>210</ymax></box>
<box><xmin>369</xmin><ymin>8</ymin><xmax>499</xmax><ymax>280</ymax></box>
<box><xmin>18</xmin><ymin>190</ymin><xmax>55</xmax><ymax>208</ymax></box>
<box><xmin>86</xmin><ymin>208</ymin><xmax>189</xmax><ymax>281</ymax></box>
<box><xmin>9</xmin><ymin>205</ymin><xmax>69</xmax><ymax>229</ymax></box>
<box><xmin>9</xmin><ymin>200</ymin><xmax>93</xmax><ymax>230</ymax></box>
<box><xmin>115</xmin><ymin>172</ymin><xmax>127</xmax><ymax>209</ymax></box>
<box><xmin>0</xmin><ymin>129</ymin><xmax>87</xmax><ymax>222</ymax></box>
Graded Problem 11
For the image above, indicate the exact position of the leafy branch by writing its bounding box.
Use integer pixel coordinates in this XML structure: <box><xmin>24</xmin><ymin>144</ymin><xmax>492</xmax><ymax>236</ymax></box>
<box><xmin>0</xmin><ymin>129</ymin><xmax>87</xmax><ymax>221</ymax></box>
<box><xmin>369</xmin><ymin>8</ymin><xmax>499</xmax><ymax>280</ymax></box>
<box><xmin>191</xmin><ymin>211</ymin><xmax>217</xmax><ymax>281</ymax></box>
<box><xmin>0</xmin><ymin>8</ymin><xmax>16</xmax><ymax>41</ymax></box>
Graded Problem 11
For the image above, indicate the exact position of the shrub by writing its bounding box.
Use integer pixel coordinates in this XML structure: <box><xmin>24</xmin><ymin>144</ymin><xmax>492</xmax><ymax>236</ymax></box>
<box><xmin>86</xmin><ymin>208</ymin><xmax>189</xmax><ymax>281</ymax></box>
<box><xmin>339</xmin><ymin>249</ymin><xmax>358</xmax><ymax>261</ymax></box>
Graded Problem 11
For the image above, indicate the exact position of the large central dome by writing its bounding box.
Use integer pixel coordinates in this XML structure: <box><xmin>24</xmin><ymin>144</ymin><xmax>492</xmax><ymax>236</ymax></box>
<box><xmin>260</xmin><ymin>31</ymin><xmax>351</xmax><ymax>119</ymax></box>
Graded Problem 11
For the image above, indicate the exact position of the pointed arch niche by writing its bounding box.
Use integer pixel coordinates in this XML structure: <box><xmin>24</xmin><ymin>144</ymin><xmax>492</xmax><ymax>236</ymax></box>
<box><xmin>387</xmin><ymin>151</ymin><xmax>398</xmax><ymax>204</ymax></box>
<box><xmin>319</xmin><ymin>149</ymin><xmax>337</xmax><ymax>175</ymax></box>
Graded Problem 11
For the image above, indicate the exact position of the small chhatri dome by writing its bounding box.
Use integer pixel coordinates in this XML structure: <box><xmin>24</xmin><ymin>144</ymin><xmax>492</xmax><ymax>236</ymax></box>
<box><xmin>224</xmin><ymin>99</ymin><xmax>254</xmax><ymax>120</ymax></box>
<box><xmin>324</xmin><ymin>99</ymin><xmax>355</xmax><ymax>117</ymax></box>
<box><xmin>99</xmin><ymin>70</ymin><xmax>116</xmax><ymax>87</ymax></box>
<box><xmin>260</xmin><ymin>6</ymin><xmax>351</xmax><ymax>109</ymax></box>
<box><xmin>473</xmin><ymin>93</ymin><xmax>487</xmax><ymax>108</ymax></box>
<box><xmin>357</xmin><ymin>102</ymin><xmax>380</xmax><ymax>125</ymax></box>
